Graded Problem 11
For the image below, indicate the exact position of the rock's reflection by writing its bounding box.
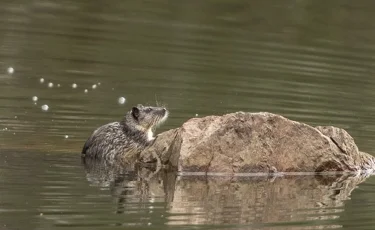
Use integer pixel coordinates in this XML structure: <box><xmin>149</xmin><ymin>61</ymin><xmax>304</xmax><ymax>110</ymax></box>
<box><xmin>82</xmin><ymin>158</ymin><xmax>369</xmax><ymax>228</ymax></box>
<box><xmin>167</xmin><ymin>174</ymin><xmax>368</xmax><ymax>229</ymax></box>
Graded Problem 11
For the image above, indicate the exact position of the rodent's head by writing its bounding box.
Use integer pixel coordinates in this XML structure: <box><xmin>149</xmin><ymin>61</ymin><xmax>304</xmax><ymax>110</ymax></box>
<box><xmin>128</xmin><ymin>104</ymin><xmax>168</xmax><ymax>132</ymax></box>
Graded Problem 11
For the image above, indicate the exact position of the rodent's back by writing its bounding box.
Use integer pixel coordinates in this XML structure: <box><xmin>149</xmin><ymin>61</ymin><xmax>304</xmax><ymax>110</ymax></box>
<box><xmin>81</xmin><ymin>104</ymin><xmax>168</xmax><ymax>162</ymax></box>
<box><xmin>82</xmin><ymin>121</ymin><xmax>148</xmax><ymax>161</ymax></box>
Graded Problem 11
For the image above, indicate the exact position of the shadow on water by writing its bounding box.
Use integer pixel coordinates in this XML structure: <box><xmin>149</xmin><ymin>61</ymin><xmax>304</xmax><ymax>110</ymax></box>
<box><xmin>81</xmin><ymin>157</ymin><xmax>369</xmax><ymax>229</ymax></box>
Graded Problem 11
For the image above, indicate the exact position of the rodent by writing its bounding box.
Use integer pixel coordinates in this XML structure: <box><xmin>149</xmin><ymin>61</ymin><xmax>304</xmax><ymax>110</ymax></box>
<box><xmin>81</xmin><ymin>104</ymin><xmax>169</xmax><ymax>162</ymax></box>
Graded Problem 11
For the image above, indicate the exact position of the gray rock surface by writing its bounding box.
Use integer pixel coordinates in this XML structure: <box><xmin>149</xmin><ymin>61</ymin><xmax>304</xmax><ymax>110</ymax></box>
<box><xmin>139</xmin><ymin>112</ymin><xmax>375</xmax><ymax>173</ymax></box>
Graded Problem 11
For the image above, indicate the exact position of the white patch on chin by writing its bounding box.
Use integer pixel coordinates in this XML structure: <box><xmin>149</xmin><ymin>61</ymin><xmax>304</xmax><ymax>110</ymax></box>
<box><xmin>147</xmin><ymin>129</ymin><xmax>154</xmax><ymax>141</ymax></box>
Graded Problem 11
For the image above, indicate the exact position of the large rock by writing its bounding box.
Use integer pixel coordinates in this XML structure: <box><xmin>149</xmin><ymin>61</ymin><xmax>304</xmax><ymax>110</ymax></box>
<box><xmin>140</xmin><ymin>112</ymin><xmax>375</xmax><ymax>173</ymax></box>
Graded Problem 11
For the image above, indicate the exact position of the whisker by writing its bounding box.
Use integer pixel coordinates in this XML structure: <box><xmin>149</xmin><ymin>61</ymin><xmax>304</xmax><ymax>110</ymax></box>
<box><xmin>155</xmin><ymin>94</ymin><xmax>159</xmax><ymax>107</ymax></box>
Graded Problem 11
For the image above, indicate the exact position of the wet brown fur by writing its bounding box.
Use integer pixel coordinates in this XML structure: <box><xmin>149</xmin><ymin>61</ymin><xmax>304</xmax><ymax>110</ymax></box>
<box><xmin>81</xmin><ymin>104</ymin><xmax>168</xmax><ymax>163</ymax></box>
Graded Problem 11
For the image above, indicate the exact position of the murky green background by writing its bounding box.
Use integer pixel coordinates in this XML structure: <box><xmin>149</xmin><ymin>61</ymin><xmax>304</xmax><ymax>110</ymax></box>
<box><xmin>2</xmin><ymin>0</ymin><xmax>375</xmax><ymax>229</ymax></box>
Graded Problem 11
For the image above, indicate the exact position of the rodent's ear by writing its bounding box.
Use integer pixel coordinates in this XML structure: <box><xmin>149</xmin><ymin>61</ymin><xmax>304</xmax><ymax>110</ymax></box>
<box><xmin>132</xmin><ymin>107</ymin><xmax>140</xmax><ymax>119</ymax></box>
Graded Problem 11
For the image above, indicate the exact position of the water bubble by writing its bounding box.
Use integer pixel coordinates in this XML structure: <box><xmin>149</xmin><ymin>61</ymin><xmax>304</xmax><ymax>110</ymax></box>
<box><xmin>118</xmin><ymin>97</ymin><xmax>126</xmax><ymax>105</ymax></box>
<box><xmin>72</xmin><ymin>83</ymin><xmax>77</xmax><ymax>89</ymax></box>
<box><xmin>147</xmin><ymin>223</ymin><xmax>152</xmax><ymax>226</ymax></box>
<box><xmin>41</xmin><ymin>104</ymin><xmax>49</xmax><ymax>111</ymax></box>
<box><xmin>7</xmin><ymin>67</ymin><xmax>14</xmax><ymax>74</ymax></box>
<box><xmin>84</xmin><ymin>89</ymin><xmax>88</xmax><ymax>93</ymax></box>
<box><xmin>92</xmin><ymin>84</ymin><xmax>97</xmax><ymax>89</ymax></box>
<box><xmin>98</xmin><ymin>82</ymin><xmax>101</xmax><ymax>86</ymax></box>
<box><xmin>3</xmin><ymin>127</ymin><xmax>8</xmax><ymax>131</ymax></box>
<box><xmin>195</xmin><ymin>114</ymin><xmax>198</xmax><ymax>117</ymax></box>
<box><xmin>48</xmin><ymin>82</ymin><xmax>53</xmax><ymax>88</ymax></box>
<box><xmin>64</xmin><ymin>135</ymin><xmax>69</xmax><ymax>139</ymax></box>
<box><xmin>57</xmin><ymin>84</ymin><xmax>61</xmax><ymax>87</ymax></box>
<box><xmin>32</xmin><ymin>96</ymin><xmax>38</xmax><ymax>102</ymax></box>
<box><xmin>14</xmin><ymin>116</ymin><xmax>17</xmax><ymax>119</ymax></box>
<box><xmin>39</xmin><ymin>78</ymin><xmax>44</xmax><ymax>83</ymax></box>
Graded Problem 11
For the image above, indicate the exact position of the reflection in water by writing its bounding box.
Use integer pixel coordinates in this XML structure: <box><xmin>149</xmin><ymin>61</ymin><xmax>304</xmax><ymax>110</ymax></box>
<box><xmin>167</xmin><ymin>174</ymin><xmax>364</xmax><ymax>229</ymax></box>
<box><xmin>82</xmin><ymin>157</ymin><xmax>166</xmax><ymax>212</ymax></box>
<box><xmin>82</xmin><ymin>158</ymin><xmax>368</xmax><ymax>229</ymax></box>
<box><xmin>81</xmin><ymin>157</ymin><xmax>171</xmax><ymax>227</ymax></box>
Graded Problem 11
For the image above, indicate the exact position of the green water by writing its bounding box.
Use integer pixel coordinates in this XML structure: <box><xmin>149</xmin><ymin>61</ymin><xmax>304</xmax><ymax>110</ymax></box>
<box><xmin>2</xmin><ymin>0</ymin><xmax>375</xmax><ymax>229</ymax></box>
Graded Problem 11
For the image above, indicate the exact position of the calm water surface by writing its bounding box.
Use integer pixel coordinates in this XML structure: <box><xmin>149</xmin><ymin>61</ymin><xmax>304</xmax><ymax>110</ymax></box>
<box><xmin>2</xmin><ymin>0</ymin><xmax>375</xmax><ymax>229</ymax></box>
